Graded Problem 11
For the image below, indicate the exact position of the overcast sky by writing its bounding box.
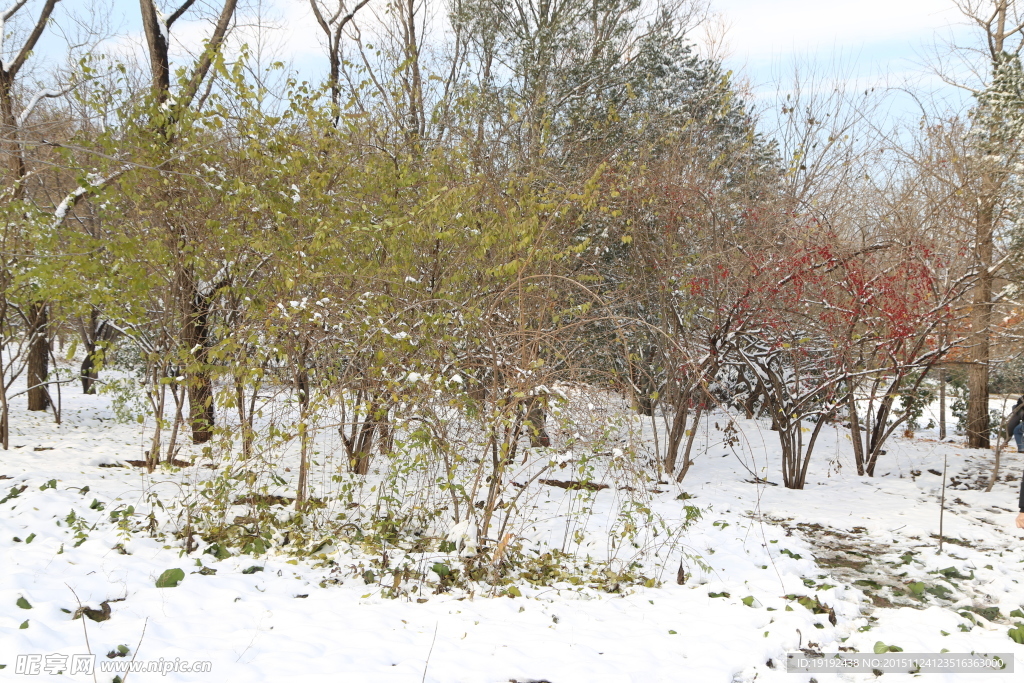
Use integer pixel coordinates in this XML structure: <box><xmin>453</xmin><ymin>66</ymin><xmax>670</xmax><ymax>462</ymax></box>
<box><xmin>714</xmin><ymin>0</ymin><xmax>962</xmax><ymax>66</ymax></box>
<box><xmin>712</xmin><ymin>0</ymin><xmax>975</xmax><ymax>102</ymax></box>
<box><xmin>20</xmin><ymin>0</ymin><xmax>983</xmax><ymax>124</ymax></box>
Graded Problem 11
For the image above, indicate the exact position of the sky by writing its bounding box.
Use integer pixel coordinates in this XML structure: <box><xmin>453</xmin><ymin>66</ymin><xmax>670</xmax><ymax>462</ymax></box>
<box><xmin>11</xmin><ymin>0</ymin><xmax>988</xmax><ymax>126</ymax></box>
<box><xmin>712</xmin><ymin>0</ymin><xmax>964</xmax><ymax>73</ymax></box>
<box><xmin>709</xmin><ymin>0</ymin><xmax>977</xmax><ymax>117</ymax></box>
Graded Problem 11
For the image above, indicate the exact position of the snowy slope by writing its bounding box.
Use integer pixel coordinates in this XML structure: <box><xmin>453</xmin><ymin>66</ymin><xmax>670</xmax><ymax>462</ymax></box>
<box><xmin>2</xmin><ymin>387</ymin><xmax>1023</xmax><ymax>683</ymax></box>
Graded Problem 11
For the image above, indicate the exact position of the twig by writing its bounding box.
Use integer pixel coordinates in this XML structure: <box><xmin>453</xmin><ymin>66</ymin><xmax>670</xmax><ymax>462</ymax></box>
<box><xmin>987</xmin><ymin>396</ymin><xmax>1010</xmax><ymax>492</ymax></box>
<box><xmin>66</xmin><ymin>584</ymin><xmax>98</xmax><ymax>683</ymax></box>
<box><xmin>6</xmin><ymin>375</ymin><xmax>82</xmax><ymax>400</ymax></box>
<box><xmin>121</xmin><ymin>617</ymin><xmax>148</xmax><ymax>683</ymax></box>
<box><xmin>421</xmin><ymin>621</ymin><xmax>438</xmax><ymax>683</ymax></box>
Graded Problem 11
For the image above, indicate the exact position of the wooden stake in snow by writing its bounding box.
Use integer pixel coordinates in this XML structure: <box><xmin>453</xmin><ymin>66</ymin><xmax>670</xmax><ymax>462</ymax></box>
<box><xmin>939</xmin><ymin>367</ymin><xmax>946</xmax><ymax>441</ymax></box>
<box><xmin>938</xmin><ymin>453</ymin><xmax>948</xmax><ymax>554</ymax></box>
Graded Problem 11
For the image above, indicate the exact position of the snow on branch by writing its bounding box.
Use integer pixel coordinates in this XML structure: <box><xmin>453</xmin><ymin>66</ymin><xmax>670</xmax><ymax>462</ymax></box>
<box><xmin>17</xmin><ymin>87</ymin><xmax>69</xmax><ymax>128</ymax></box>
<box><xmin>0</xmin><ymin>0</ymin><xmax>31</xmax><ymax>70</ymax></box>
<box><xmin>0</xmin><ymin>0</ymin><xmax>29</xmax><ymax>22</ymax></box>
<box><xmin>51</xmin><ymin>170</ymin><xmax>126</xmax><ymax>229</ymax></box>
<box><xmin>1</xmin><ymin>0</ymin><xmax>59</xmax><ymax>77</ymax></box>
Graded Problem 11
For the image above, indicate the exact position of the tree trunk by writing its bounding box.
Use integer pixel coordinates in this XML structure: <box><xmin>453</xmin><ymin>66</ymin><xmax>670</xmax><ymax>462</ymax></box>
<box><xmin>862</xmin><ymin>379</ymin><xmax>906</xmax><ymax>476</ymax></box>
<box><xmin>26</xmin><ymin>303</ymin><xmax>49</xmax><ymax>411</ymax></box>
<box><xmin>147</xmin><ymin>379</ymin><xmax>166</xmax><ymax>469</ymax></box>
<box><xmin>967</xmin><ymin>182</ymin><xmax>994</xmax><ymax>449</ymax></box>
<box><xmin>139</xmin><ymin>0</ymin><xmax>173</xmax><ymax>101</ymax></box>
<box><xmin>630</xmin><ymin>346</ymin><xmax>657</xmax><ymax>417</ymax></box>
<box><xmin>480</xmin><ymin>433</ymin><xmax>504</xmax><ymax>540</ymax></box>
<box><xmin>80</xmin><ymin>343</ymin><xmax>98</xmax><ymax>394</ymax></box>
<box><xmin>524</xmin><ymin>395</ymin><xmax>550</xmax><ymax>448</ymax></box>
<box><xmin>674</xmin><ymin>403</ymin><xmax>703</xmax><ymax>483</ymax></box>
<box><xmin>342</xmin><ymin>398</ymin><xmax>383</xmax><ymax>475</ymax></box>
<box><xmin>165</xmin><ymin>384</ymin><xmax>183</xmax><ymax>463</ymax></box>
<box><xmin>295</xmin><ymin>359</ymin><xmax>310</xmax><ymax>510</ymax></box>
<box><xmin>848</xmin><ymin>390</ymin><xmax>865</xmax><ymax>476</ymax></box>
<box><xmin>0</xmin><ymin>72</ymin><xmax>26</xmax><ymax>193</ymax></box>
<box><xmin>780</xmin><ymin>424</ymin><xmax>799</xmax><ymax>489</ymax></box>
<box><xmin>180</xmin><ymin>269</ymin><xmax>215</xmax><ymax>444</ymax></box>
<box><xmin>187</xmin><ymin>375</ymin><xmax>215</xmax><ymax>444</ymax></box>
<box><xmin>0</xmin><ymin>401</ymin><xmax>8</xmax><ymax>450</ymax></box>
<box><xmin>663</xmin><ymin>399</ymin><xmax>689</xmax><ymax>475</ymax></box>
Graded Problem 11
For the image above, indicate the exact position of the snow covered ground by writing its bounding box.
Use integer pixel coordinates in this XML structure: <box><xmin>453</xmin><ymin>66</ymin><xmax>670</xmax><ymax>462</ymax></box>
<box><xmin>2</xmin><ymin>384</ymin><xmax>1024</xmax><ymax>682</ymax></box>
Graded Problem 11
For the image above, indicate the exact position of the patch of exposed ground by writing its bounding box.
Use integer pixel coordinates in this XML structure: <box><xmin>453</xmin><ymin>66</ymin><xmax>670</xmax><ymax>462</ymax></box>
<box><xmin>769</xmin><ymin>518</ymin><xmax>1015</xmax><ymax>628</ymax></box>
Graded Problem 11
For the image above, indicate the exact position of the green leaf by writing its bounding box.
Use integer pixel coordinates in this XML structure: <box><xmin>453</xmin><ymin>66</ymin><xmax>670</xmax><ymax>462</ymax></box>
<box><xmin>907</xmin><ymin>581</ymin><xmax>926</xmax><ymax>597</ymax></box>
<box><xmin>873</xmin><ymin>641</ymin><xmax>890</xmax><ymax>654</ymax></box>
<box><xmin>16</xmin><ymin>597</ymin><xmax>31</xmax><ymax>609</ymax></box>
<box><xmin>155</xmin><ymin>568</ymin><xmax>185</xmax><ymax>587</ymax></box>
<box><xmin>205</xmin><ymin>543</ymin><xmax>231</xmax><ymax>560</ymax></box>
<box><xmin>741</xmin><ymin>596</ymin><xmax>755</xmax><ymax>607</ymax></box>
<box><xmin>1010</xmin><ymin>624</ymin><xmax>1024</xmax><ymax>645</ymax></box>
<box><xmin>506</xmin><ymin>586</ymin><xmax>522</xmax><ymax>597</ymax></box>
<box><xmin>668</xmin><ymin>629</ymin><xmax>677</xmax><ymax>634</ymax></box>
<box><xmin>431</xmin><ymin>562</ymin><xmax>450</xmax><ymax>577</ymax></box>
<box><xmin>24</xmin><ymin>533</ymin><xmax>35</xmax><ymax>544</ymax></box>
<box><xmin>19</xmin><ymin>620</ymin><xmax>28</xmax><ymax>629</ymax></box>
<box><xmin>965</xmin><ymin>606</ymin><xmax>1001</xmax><ymax>622</ymax></box>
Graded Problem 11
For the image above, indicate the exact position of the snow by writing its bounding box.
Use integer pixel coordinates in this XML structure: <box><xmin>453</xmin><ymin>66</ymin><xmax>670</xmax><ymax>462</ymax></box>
<box><xmin>16</xmin><ymin>89</ymin><xmax>64</xmax><ymax>128</ymax></box>
<box><xmin>52</xmin><ymin>173</ymin><xmax>122</xmax><ymax>230</ymax></box>
<box><xmin>1</xmin><ymin>377</ymin><xmax>1023</xmax><ymax>682</ymax></box>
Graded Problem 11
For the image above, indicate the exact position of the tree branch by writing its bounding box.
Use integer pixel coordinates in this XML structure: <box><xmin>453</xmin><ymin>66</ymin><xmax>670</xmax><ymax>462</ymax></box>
<box><xmin>181</xmin><ymin>0</ymin><xmax>239</xmax><ymax>108</ymax></box>
<box><xmin>8</xmin><ymin>0</ymin><xmax>59</xmax><ymax>77</ymax></box>
<box><xmin>166</xmin><ymin>0</ymin><xmax>198</xmax><ymax>27</ymax></box>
